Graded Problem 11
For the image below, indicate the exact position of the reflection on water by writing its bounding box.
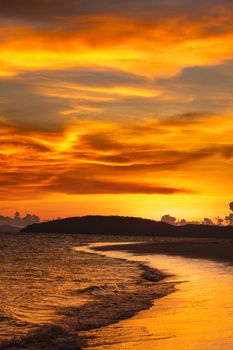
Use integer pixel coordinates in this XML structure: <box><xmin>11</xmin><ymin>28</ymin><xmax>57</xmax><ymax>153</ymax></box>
<box><xmin>1</xmin><ymin>234</ymin><xmax>233</xmax><ymax>349</ymax></box>
<box><xmin>0</xmin><ymin>233</ymin><xmax>91</xmax><ymax>339</ymax></box>
<box><xmin>85</xmin><ymin>248</ymin><xmax>233</xmax><ymax>350</ymax></box>
<box><xmin>0</xmin><ymin>234</ymin><xmax>150</xmax><ymax>343</ymax></box>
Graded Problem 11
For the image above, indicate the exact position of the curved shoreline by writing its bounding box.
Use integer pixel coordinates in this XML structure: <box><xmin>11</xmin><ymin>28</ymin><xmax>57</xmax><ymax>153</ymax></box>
<box><xmin>85</xmin><ymin>249</ymin><xmax>233</xmax><ymax>350</ymax></box>
<box><xmin>1</xmin><ymin>236</ymin><xmax>232</xmax><ymax>349</ymax></box>
<box><xmin>0</xmin><ymin>242</ymin><xmax>175</xmax><ymax>350</ymax></box>
<box><xmin>93</xmin><ymin>238</ymin><xmax>233</xmax><ymax>265</ymax></box>
<box><xmin>73</xmin><ymin>244</ymin><xmax>176</xmax><ymax>332</ymax></box>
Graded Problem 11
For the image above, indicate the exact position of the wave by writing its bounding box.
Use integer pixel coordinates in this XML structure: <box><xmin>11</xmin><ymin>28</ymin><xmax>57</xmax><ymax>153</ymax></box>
<box><xmin>0</xmin><ymin>244</ymin><xmax>175</xmax><ymax>349</ymax></box>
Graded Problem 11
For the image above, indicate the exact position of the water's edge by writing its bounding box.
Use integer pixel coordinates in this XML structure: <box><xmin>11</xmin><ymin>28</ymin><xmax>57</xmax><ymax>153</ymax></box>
<box><xmin>84</xmin><ymin>244</ymin><xmax>233</xmax><ymax>350</ymax></box>
<box><xmin>0</xmin><ymin>242</ymin><xmax>176</xmax><ymax>350</ymax></box>
<box><xmin>76</xmin><ymin>243</ymin><xmax>176</xmax><ymax>329</ymax></box>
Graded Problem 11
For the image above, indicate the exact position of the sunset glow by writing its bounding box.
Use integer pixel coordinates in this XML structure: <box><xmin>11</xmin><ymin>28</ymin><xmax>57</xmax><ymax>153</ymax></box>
<box><xmin>1</xmin><ymin>1</ymin><xmax>233</xmax><ymax>220</ymax></box>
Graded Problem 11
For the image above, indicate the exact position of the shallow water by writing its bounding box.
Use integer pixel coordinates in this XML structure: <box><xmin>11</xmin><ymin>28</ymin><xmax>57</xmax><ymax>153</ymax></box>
<box><xmin>0</xmin><ymin>233</ymin><xmax>89</xmax><ymax>339</ymax></box>
<box><xmin>1</xmin><ymin>234</ymin><xmax>233</xmax><ymax>349</ymax></box>
<box><xmin>84</xmin><ymin>245</ymin><xmax>233</xmax><ymax>349</ymax></box>
<box><xmin>0</xmin><ymin>233</ymin><xmax>153</xmax><ymax>344</ymax></box>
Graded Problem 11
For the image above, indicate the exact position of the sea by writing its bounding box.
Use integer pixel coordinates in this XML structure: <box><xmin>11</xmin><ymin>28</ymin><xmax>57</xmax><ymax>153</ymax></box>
<box><xmin>0</xmin><ymin>232</ymin><xmax>166</xmax><ymax>349</ymax></box>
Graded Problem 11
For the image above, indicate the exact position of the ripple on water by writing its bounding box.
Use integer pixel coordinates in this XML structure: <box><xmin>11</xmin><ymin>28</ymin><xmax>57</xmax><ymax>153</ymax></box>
<box><xmin>0</xmin><ymin>233</ymin><xmax>171</xmax><ymax>346</ymax></box>
<box><xmin>82</xmin><ymin>248</ymin><xmax>233</xmax><ymax>350</ymax></box>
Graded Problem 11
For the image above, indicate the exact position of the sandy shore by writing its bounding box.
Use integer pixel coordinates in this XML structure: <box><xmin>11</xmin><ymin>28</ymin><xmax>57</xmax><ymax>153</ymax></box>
<box><xmin>86</xmin><ymin>243</ymin><xmax>233</xmax><ymax>349</ymax></box>
<box><xmin>93</xmin><ymin>237</ymin><xmax>233</xmax><ymax>265</ymax></box>
<box><xmin>2</xmin><ymin>234</ymin><xmax>232</xmax><ymax>349</ymax></box>
<box><xmin>70</xmin><ymin>249</ymin><xmax>175</xmax><ymax>333</ymax></box>
<box><xmin>0</xmin><ymin>238</ymin><xmax>175</xmax><ymax>350</ymax></box>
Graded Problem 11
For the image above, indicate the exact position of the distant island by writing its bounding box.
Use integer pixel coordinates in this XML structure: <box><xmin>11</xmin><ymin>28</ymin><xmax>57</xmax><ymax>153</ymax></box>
<box><xmin>21</xmin><ymin>215</ymin><xmax>233</xmax><ymax>238</ymax></box>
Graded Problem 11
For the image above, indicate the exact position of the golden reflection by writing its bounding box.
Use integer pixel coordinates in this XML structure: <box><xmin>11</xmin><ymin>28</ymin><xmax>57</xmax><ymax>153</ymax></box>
<box><xmin>84</xmin><ymin>251</ymin><xmax>233</xmax><ymax>350</ymax></box>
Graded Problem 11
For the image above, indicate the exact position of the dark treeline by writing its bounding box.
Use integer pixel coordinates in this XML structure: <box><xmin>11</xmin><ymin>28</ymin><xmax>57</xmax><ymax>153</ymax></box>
<box><xmin>22</xmin><ymin>215</ymin><xmax>233</xmax><ymax>238</ymax></box>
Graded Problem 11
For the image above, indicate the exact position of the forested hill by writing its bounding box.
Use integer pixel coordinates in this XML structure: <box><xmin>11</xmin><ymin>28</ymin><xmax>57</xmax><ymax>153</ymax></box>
<box><xmin>21</xmin><ymin>215</ymin><xmax>233</xmax><ymax>238</ymax></box>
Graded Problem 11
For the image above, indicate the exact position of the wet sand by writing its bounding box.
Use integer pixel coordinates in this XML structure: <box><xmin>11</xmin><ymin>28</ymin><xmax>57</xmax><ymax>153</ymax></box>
<box><xmin>93</xmin><ymin>237</ymin><xmax>233</xmax><ymax>264</ymax></box>
<box><xmin>0</xmin><ymin>234</ymin><xmax>175</xmax><ymax>349</ymax></box>
<box><xmin>73</xmin><ymin>245</ymin><xmax>175</xmax><ymax>331</ymax></box>
<box><xmin>1</xmin><ymin>235</ymin><xmax>232</xmax><ymax>349</ymax></box>
<box><xmin>83</xmin><ymin>240</ymin><xmax>233</xmax><ymax>349</ymax></box>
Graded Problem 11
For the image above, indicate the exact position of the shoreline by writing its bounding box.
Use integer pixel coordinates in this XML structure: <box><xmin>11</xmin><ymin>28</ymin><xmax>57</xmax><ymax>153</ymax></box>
<box><xmin>92</xmin><ymin>237</ymin><xmax>233</xmax><ymax>265</ymax></box>
<box><xmin>0</xmin><ymin>242</ymin><xmax>175</xmax><ymax>350</ymax></box>
<box><xmin>84</xmin><ymin>246</ymin><xmax>233</xmax><ymax>349</ymax></box>
<box><xmin>2</xmin><ymin>236</ymin><xmax>232</xmax><ymax>349</ymax></box>
<box><xmin>72</xmin><ymin>245</ymin><xmax>176</xmax><ymax>332</ymax></box>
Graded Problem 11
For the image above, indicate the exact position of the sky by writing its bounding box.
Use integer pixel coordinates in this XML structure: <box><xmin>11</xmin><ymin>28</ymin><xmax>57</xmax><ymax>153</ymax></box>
<box><xmin>0</xmin><ymin>0</ymin><xmax>233</xmax><ymax>221</ymax></box>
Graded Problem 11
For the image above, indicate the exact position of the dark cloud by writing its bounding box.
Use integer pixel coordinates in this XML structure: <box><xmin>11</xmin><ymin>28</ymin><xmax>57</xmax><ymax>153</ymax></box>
<box><xmin>1</xmin><ymin>61</ymin><xmax>233</xmax><ymax>131</ymax></box>
<box><xmin>30</xmin><ymin>68</ymin><xmax>147</xmax><ymax>87</ymax></box>
<box><xmin>159</xmin><ymin>112</ymin><xmax>213</xmax><ymax>126</ymax></box>
<box><xmin>0</xmin><ymin>78</ymin><xmax>69</xmax><ymax>131</ymax></box>
<box><xmin>70</xmin><ymin>128</ymin><xmax>223</xmax><ymax>169</ymax></box>
<box><xmin>1</xmin><ymin>115</ymin><xmax>232</xmax><ymax>199</ymax></box>
<box><xmin>44</xmin><ymin>172</ymin><xmax>191</xmax><ymax>195</ymax></box>
<box><xmin>0</xmin><ymin>121</ymin><xmax>202</xmax><ymax>197</ymax></box>
<box><xmin>0</xmin><ymin>212</ymin><xmax>40</xmax><ymax>227</ymax></box>
<box><xmin>1</xmin><ymin>0</ymin><xmax>233</xmax><ymax>21</ymax></box>
<box><xmin>78</xmin><ymin>132</ymin><xmax>124</xmax><ymax>152</ymax></box>
<box><xmin>156</xmin><ymin>61</ymin><xmax>233</xmax><ymax>114</ymax></box>
<box><xmin>0</xmin><ymin>68</ymin><xmax>148</xmax><ymax>129</ymax></box>
<box><xmin>0</xmin><ymin>139</ymin><xmax>52</xmax><ymax>153</ymax></box>
<box><xmin>158</xmin><ymin>61</ymin><xmax>233</xmax><ymax>90</ymax></box>
<box><xmin>217</xmin><ymin>146</ymin><xmax>233</xmax><ymax>160</ymax></box>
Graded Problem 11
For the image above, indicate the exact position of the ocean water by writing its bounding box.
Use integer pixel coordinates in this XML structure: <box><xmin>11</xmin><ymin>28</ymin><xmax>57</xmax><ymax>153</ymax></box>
<box><xmin>1</xmin><ymin>234</ymin><xmax>232</xmax><ymax>349</ymax></box>
<box><xmin>0</xmin><ymin>233</ymin><xmax>164</xmax><ymax>347</ymax></box>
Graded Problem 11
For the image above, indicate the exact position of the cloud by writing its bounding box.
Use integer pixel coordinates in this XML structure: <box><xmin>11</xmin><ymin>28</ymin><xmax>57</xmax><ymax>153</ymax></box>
<box><xmin>34</xmin><ymin>67</ymin><xmax>147</xmax><ymax>87</ymax></box>
<box><xmin>1</xmin><ymin>61</ymin><xmax>233</xmax><ymax>133</ymax></box>
<box><xmin>0</xmin><ymin>0</ymin><xmax>232</xmax><ymax>218</ymax></box>
<box><xmin>0</xmin><ymin>68</ymin><xmax>154</xmax><ymax>128</ymax></box>
<box><xmin>159</xmin><ymin>113</ymin><xmax>213</xmax><ymax>126</ymax></box>
<box><xmin>0</xmin><ymin>78</ymin><xmax>70</xmax><ymax>130</ymax></box>
<box><xmin>0</xmin><ymin>119</ymin><xmax>204</xmax><ymax>199</ymax></box>
<box><xmin>45</xmin><ymin>174</ymin><xmax>191</xmax><ymax>195</ymax></box>
<box><xmin>156</xmin><ymin>61</ymin><xmax>233</xmax><ymax>114</ymax></box>
<box><xmin>1</xmin><ymin>1</ymin><xmax>233</xmax><ymax>21</ymax></box>
<box><xmin>1</xmin><ymin>3</ymin><xmax>233</xmax><ymax>77</ymax></box>
<box><xmin>0</xmin><ymin>114</ymin><xmax>233</xmax><ymax>200</ymax></box>
<box><xmin>0</xmin><ymin>212</ymin><xmax>40</xmax><ymax>227</ymax></box>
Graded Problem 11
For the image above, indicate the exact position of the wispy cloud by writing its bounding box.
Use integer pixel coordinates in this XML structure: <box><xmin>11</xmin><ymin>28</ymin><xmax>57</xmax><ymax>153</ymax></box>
<box><xmin>0</xmin><ymin>0</ymin><xmax>233</xmax><ymax>218</ymax></box>
<box><xmin>0</xmin><ymin>113</ymin><xmax>232</xmax><ymax>199</ymax></box>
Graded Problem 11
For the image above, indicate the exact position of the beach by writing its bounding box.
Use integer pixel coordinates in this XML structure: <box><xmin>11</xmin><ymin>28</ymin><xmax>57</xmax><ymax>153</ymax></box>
<box><xmin>0</xmin><ymin>233</ymin><xmax>232</xmax><ymax>349</ymax></box>
<box><xmin>2</xmin><ymin>0</ymin><xmax>233</xmax><ymax>348</ymax></box>
<box><xmin>83</xmin><ymin>238</ymin><xmax>233</xmax><ymax>349</ymax></box>
<box><xmin>0</xmin><ymin>233</ymin><xmax>174</xmax><ymax>349</ymax></box>
<box><xmin>94</xmin><ymin>237</ymin><xmax>233</xmax><ymax>264</ymax></box>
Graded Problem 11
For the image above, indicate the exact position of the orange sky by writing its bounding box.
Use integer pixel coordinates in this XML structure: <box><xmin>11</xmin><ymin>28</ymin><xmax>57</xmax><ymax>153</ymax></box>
<box><xmin>0</xmin><ymin>1</ymin><xmax>233</xmax><ymax>221</ymax></box>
